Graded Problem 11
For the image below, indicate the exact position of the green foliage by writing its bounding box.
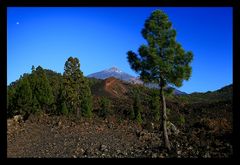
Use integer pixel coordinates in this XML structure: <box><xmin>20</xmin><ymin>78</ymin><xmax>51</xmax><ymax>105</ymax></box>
<box><xmin>133</xmin><ymin>92</ymin><xmax>143</xmax><ymax>124</ymax></box>
<box><xmin>80</xmin><ymin>79</ymin><xmax>93</xmax><ymax>118</ymax></box>
<box><xmin>61</xmin><ymin>101</ymin><xmax>68</xmax><ymax>116</ymax></box>
<box><xmin>150</xmin><ymin>95</ymin><xmax>160</xmax><ymax>121</ymax></box>
<box><xmin>179</xmin><ymin>114</ymin><xmax>185</xmax><ymax>126</ymax></box>
<box><xmin>14</xmin><ymin>76</ymin><xmax>32</xmax><ymax>118</ymax></box>
<box><xmin>99</xmin><ymin>97</ymin><xmax>111</xmax><ymax>118</ymax></box>
<box><xmin>7</xmin><ymin>58</ymin><xmax>93</xmax><ymax>118</ymax></box>
<box><xmin>127</xmin><ymin>10</ymin><xmax>193</xmax><ymax>150</ymax></box>
<box><xmin>127</xmin><ymin>9</ymin><xmax>193</xmax><ymax>88</ymax></box>
<box><xmin>81</xmin><ymin>93</ymin><xmax>93</xmax><ymax>118</ymax></box>
<box><xmin>129</xmin><ymin>105</ymin><xmax>135</xmax><ymax>120</ymax></box>
<box><xmin>166</xmin><ymin>108</ymin><xmax>171</xmax><ymax>116</ymax></box>
<box><xmin>133</xmin><ymin>93</ymin><xmax>142</xmax><ymax>113</ymax></box>
<box><xmin>178</xmin><ymin>84</ymin><xmax>233</xmax><ymax>104</ymax></box>
<box><xmin>30</xmin><ymin>66</ymin><xmax>54</xmax><ymax>112</ymax></box>
<box><xmin>136</xmin><ymin>111</ymin><xmax>143</xmax><ymax>124</ymax></box>
<box><xmin>7</xmin><ymin>86</ymin><xmax>16</xmax><ymax>118</ymax></box>
<box><xmin>63</xmin><ymin>57</ymin><xmax>93</xmax><ymax>118</ymax></box>
<box><xmin>31</xmin><ymin>95</ymin><xmax>40</xmax><ymax>114</ymax></box>
<box><xmin>44</xmin><ymin>69</ymin><xmax>63</xmax><ymax>113</ymax></box>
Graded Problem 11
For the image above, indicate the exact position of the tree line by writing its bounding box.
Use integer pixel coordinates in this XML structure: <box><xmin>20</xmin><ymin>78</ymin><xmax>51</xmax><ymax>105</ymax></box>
<box><xmin>7</xmin><ymin>57</ymin><xmax>92</xmax><ymax>119</ymax></box>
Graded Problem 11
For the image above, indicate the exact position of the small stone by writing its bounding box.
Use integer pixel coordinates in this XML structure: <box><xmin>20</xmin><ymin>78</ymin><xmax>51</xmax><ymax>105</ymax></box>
<box><xmin>188</xmin><ymin>146</ymin><xmax>193</xmax><ymax>150</ymax></box>
<box><xmin>159</xmin><ymin>153</ymin><xmax>164</xmax><ymax>158</ymax></box>
<box><xmin>177</xmin><ymin>150</ymin><xmax>181</xmax><ymax>155</ymax></box>
<box><xmin>117</xmin><ymin>149</ymin><xmax>121</xmax><ymax>154</ymax></box>
<box><xmin>152</xmin><ymin>153</ymin><xmax>158</xmax><ymax>158</ymax></box>
<box><xmin>204</xmin><ymin>152</ymin><xmax>211</xmax><ymax>158</ymax></box>
<box><xmin>100</xmin><ymin>144</ymin><xmax>107</xmax><ymax>151</ymax></box>
<box><xmin>58</xmin><ymin>121</ymin><xmax>62</xmax><ymax>126</ymax></box>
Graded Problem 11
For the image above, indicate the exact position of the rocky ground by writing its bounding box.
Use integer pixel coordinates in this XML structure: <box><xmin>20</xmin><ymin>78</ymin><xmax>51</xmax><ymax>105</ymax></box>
<box><xmin>7</xmin><ymin>112</ymin><xmax>233</xmax><ymax>158</ymax></box>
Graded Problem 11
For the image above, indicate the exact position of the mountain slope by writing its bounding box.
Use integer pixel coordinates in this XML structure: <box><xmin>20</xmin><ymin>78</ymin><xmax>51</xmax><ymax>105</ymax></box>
<box><xmin>178</xmin><ymin>84</ymin><xmax>232</xmax><ymax>104</ymax></box>
<box><xmin>87</xmin><ymin>67</ymin><xmax>135</xmax><ymax>82</ymax></box>
<box><xmin>87</xmin><ymin>67</ymin><xmax>186</xmax><ymax>95</ymax></box>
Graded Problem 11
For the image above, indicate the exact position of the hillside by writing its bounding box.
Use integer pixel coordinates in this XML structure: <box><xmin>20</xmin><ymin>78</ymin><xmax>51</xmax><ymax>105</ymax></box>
<box><xmin>7</xmin><ymin>68</ymin><xmax>233</xmax><ymax>158</ymax></box>
<box><xmin>176</xmin><ymin>84</ymin><xmax>232</xmax><ymax>104</ymax></box>
<box><xmin>87</xmin><ymin>67</ymin><xmax>186</xmax><ymax>95</ymax></box>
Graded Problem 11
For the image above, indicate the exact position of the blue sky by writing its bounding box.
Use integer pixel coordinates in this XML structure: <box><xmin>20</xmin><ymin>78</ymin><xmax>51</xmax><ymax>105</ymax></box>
<box><xmin>7</xmin><ymin>7</ymin><xmax>232</xmax><ymax>93</ymax></box>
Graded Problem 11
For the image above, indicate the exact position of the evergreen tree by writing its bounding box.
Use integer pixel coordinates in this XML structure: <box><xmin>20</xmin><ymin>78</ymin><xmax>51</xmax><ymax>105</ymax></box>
<box><xmin>32</xmin><ymin>95</ymin><xmax>40</xmax><ymax>114</ymax></box>
<box><xmin>136</xmin><ymin>110</ymin><xmax>143</xmax><ymax>124</ymax></box>
<box><xmin>61</xmin><ymin>101</ymin><xmax>68</xmax><ymax>116</ymax></box>
<box><xmin>133</xmin><ymin>92</ymin><xmax>143</xmax><ymax>124</ymax></box>
<box><xmin>44</xmin><ymin>69</ymin><xmax>63</xmax><ymax>114</ymax></box>
<box><xmin>99</xmin><ymin>97</ymin><xmax>111</xmax><ymax>118</ymax></box>
<box><xmin>33</xmin><ymin>66</ymin><xmax>54</xmax><ymax>112</ymax></box>
<box><xmin>127</xmin><ymin>10</ymin><xmax>193</xmax><ymax>150</ymax></box>
<box><xmin>63</xmin><ymin>57</ymin><xmax>92</xmax><ymax>118</ymax></box>
<box><xmin>129</xmin><ymin>105</ymin><xmax>135</xmax><ymax>120</ymax></box>
<box><xmin>80</xmin><ymin>78</ymin><xmax>93</xmax><ymax>118</ymax></box>
<box><xmin>150</xmin><ymin>95</ymin><xmax>160</xmax><ymax>122</ymax></box>
<box><xmin>14</xmin><ymin>76</ymin><xmax>32</xmax><ymax>118</ymax></box>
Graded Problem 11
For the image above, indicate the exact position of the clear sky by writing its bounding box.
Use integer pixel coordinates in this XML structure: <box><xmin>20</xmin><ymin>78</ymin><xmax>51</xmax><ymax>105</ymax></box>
<box><xmin>7</xmin><ymin>7</ymin><xmax>232</xmax><ymax>93</ymax></box>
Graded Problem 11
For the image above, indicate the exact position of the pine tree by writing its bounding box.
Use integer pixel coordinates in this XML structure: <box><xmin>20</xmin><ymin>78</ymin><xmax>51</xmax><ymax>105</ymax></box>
<box><xmin>32</xmin><ymin>66</ymin><xmax>54</xmax><ymax>113</ymax></box>
<box><xmin>80</xmin><ymin>78</ymin><xmax>93</xmax><ymax>118</ymax></box>
<box><xmin>136</xmin><ymin>110</ymin><xmax>143</xmax><ymax>124</ymax></box>
<box><xmin>63</xmin><ymin>57</ymin><xmax>93</xmax><ymax>118</ymax></box>
<box><xmin>133</xmin><ymin>92</ymin><xmax>143</xmax><ymax>124</ymax></box>
<box><xmin>44</xmin><ymin>69</ymin><xmax>63</xmax><ymax>114</ymax></box>
<box><xmin>99</xmin><ymin>97</ymin><xmax>110</xmax><ymax>118</ymax></box>
<box><xmin>61</xmin><ymin>101</ymin><xmax>68</xmax><ymax>116</ymax></box>
<box><xmin>14</xmin><ymin>76</ymin><xmax>32</xmax><ymax>118</ymax></box>
<box><xmin>32</xmin><ymin>95</ymin><xmax>40</xmax><ymax>114</ymax></box>
<box><xmin>129</xmin><ymin>105</ymin><xmax>135</xmax><ymax>120</ymax></box>
<box><xmin>150</xmin><ymin>95</ymin><xmax>160</xmax><ymax>122</ymax></box>
<box><xmin>127</xmin><ymin>10</ymin><xmax>193</xmax><ymax>150</ymax></box>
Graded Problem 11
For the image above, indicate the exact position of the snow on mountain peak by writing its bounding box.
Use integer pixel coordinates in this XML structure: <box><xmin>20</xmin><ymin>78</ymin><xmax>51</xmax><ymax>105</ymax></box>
<box><xmin>107</xmin><ymin>67</ymin><xmax>122</xmax><ymax>73</ymax></box>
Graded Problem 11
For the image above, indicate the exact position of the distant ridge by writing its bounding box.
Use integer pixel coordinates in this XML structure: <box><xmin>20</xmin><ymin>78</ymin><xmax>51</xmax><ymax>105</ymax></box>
<box><xmin>87</xmin><ymin>67</ymin><xmax>136</xmax><ymax>82</ymax></box>
<box><xmin>87</xmin><ymin>67</ymin><xmax>187</xmax><ymax>95</ymax></box>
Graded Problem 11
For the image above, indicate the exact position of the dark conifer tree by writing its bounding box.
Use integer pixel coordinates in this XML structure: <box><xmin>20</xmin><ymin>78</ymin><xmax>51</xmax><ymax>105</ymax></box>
<box><xmin>14</xmin><ymin>76</ymin><xmax>32</xmax><ymax>118</ymax></box>
<box><xmin>30</xmin><ymin>66</ymin><xmax>54</xmax><ymax>113</ymax></box>
<box><xmin>133</xmin><ymin>92</ymin><xmax>143</xmax><ymax>124</ymax></box>
<box><xmin>127</xmin><ymin>10</ymin><xmax>193</xmax><ymax>150</ymax></box>
<box><xmin>63</xmin><ymin>57</ymin><xmax>92</xmax><ymax>118</ymax></box>
<box><xmin>150</xmin><ymin>94</ymin><xmax>160</xmax><ymax>122</ymax></box>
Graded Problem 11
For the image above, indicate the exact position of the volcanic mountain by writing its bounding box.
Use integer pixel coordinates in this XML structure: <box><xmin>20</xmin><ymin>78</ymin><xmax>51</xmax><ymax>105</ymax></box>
<box><xmin>87</xmin><ymin>67</ymin><xmax>186</xmax><ymax>95</ymax></box>
<box><xmin>87</xmin><ymin>67</ymin><xmax>137</xmax><ymax>82</ymax></box>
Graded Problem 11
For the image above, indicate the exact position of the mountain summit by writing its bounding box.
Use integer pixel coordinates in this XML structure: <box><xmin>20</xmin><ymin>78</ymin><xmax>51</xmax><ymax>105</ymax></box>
<box><xmin>87</xmin><ymin>67</ymin><xmax>136</xmax><ymax>82</ymax></box>
<box><xmin>87</xmin><ymin>67</ymin><xmax>186</xmax><ymax>95</ymax></box>
<box><xmin>106</xmin><ymin>67</ymin><xmax>123</xmax><ymax>73</ymax></box>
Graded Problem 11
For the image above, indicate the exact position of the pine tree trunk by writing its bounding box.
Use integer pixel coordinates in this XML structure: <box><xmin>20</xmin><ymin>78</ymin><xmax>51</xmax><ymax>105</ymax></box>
<box><xmin>160</xmin><ymin>84</ymin><xmax>171</xmax><ymax>151</ymax></box>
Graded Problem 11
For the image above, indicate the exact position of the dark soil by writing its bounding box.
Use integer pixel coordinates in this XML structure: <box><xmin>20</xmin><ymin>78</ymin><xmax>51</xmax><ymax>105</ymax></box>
<box><xmin>7</xmin><ymin>109</ymin><xmax>232</xmax><ymax>158</ymax></box>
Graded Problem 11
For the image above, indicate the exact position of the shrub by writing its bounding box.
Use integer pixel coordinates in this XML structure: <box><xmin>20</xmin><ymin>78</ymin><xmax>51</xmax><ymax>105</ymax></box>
<box><xmin>179</xmin><ymin>114</ymin><xmax>185</xmax><ymax>127</ymax></box>
<box><xmin>150</xmin><ymin>95</ymin><xmax>160</xmax><ymax>121</ymax></box>
<box><xmin>129</xmin><ymin>105</ymin><xmax>135</xmax><ymax>120</ymax></box>
<box><xmin>61</xmin><ymin>101</ymin><xmax>68</xmax><ymax>116</ymax></box>
<box><xmin>99</xmin><ymin>97</ymin><xmax>111</xmax><ymax>118</ymax></box>
<box><xmin>136</xmin><ymin>111</ymin><xmax>143</xmax><ymax>124</ymax></box>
